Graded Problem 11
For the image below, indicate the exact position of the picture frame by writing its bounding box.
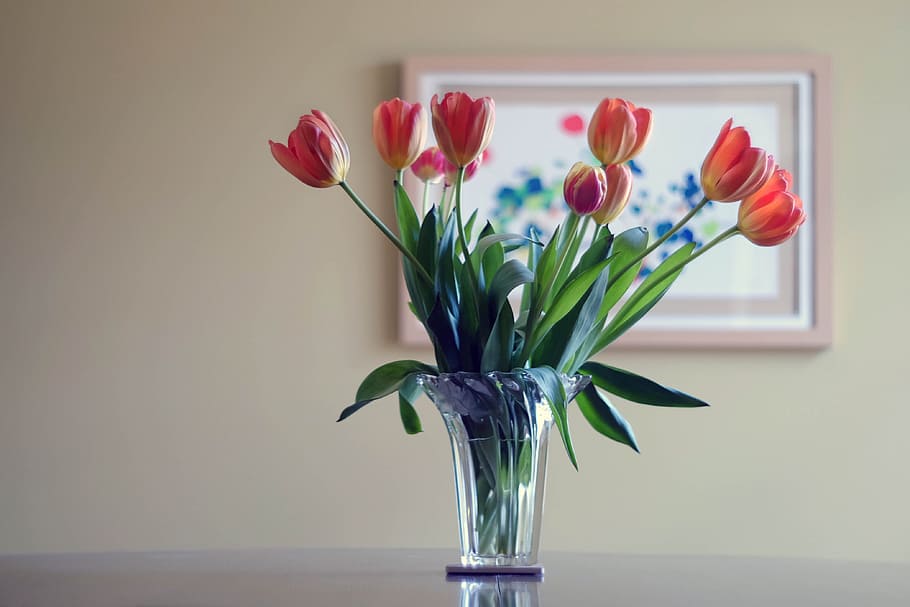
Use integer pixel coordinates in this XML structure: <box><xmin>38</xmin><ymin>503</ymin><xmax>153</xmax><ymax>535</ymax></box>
<box><xmin>399</xmin><ymin>55</ymin><xmax>832</xmax><ymax>349</ymax></box>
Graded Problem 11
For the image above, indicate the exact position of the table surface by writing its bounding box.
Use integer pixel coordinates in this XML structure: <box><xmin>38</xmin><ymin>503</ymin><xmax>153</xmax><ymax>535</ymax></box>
<box><xmin>1</xmin><ymin>548</ymin><xmax>909</xmax><ymax>606</ymax></box>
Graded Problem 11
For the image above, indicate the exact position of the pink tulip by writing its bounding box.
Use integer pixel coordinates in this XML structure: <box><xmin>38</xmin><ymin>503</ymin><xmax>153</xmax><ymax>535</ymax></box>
<box><xmin>269</xmin><ymin>110</ymin><xmax>350</xmax><ymax>188</ymax></box>
<box><xmin>700</xmin><ymin>118</ymin><xmax>774</xmax><ymax>202</ymax></box>
<box><xmin>563</xmin><ymin>162</ymin><xmax>607</xmax><ymax>216</ymax></box>
<box><xmin>443</xmin><ymin>150</ymin><xmax>487</xmax><ymax>186</ymax></box>
<box><xmin>591</xmin><ymin>163</ymin><xmax>633</xmax><ymax>225</ymax></box>
<box><xmin>431</xmin><ymin>92</ymin><xmax>495</xmax><ymax>167</ymax></box>
<box><xmin>372</xmin><ymin>98</ymin><xmax>427</xmax><ymax>170</ymax></box>
<box><xmin>410</xmin><ymin>146</ymin><xmax>447</xmax><ymax>184</ymax></box>
<box><xmin>737</xmin><ymin>166</ymin><xmax>806</xmax><ymax>246</ymax></box>
<box><xmin>587</xmin><ymin>98</ymin><xmax>652</xmax><ymax>165</ymax></box>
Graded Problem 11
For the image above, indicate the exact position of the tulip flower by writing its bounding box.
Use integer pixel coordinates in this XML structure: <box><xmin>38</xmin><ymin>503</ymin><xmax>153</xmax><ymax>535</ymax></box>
<box><xmin>443</xmin><ymin>150</ymin><xmax>487</xmax><ymax>187</ymax></box>
<box><xmin>269</xmin><ymin>110</ymin><xmax>350</xmax><ymax>188</ymax></box>
<box><xmin>563</xmin><ymin>162</ymin><xmax>608</xmax><ymax>216</ymax></box>
<box><xmin>737</xmin><ymin>167</ymin><xmax>806</xmax><ymax>246</ymax></box>
<box><xmin>700</xmin><ymin>118</ymin><xmax>774</xmax><ymax>202</ymax></box>
<box><xmin>587</xmin><ymin>98</ymin><xmax>652</xmax><ymax>165</ymax></box>
<box><xmin>431</xmin><ymin>92</ymin><xmax>495</xmax><ymax>167</ymax></box>
<box><xmin>591</xmin><ymin>163</ymin><xmax>633</xmax><ymax>225</ymax></box>
<box><xmin>410</xmin><ymin>146</ymin><xmax>447</xmax><ymax>184</ymax></box>
<box><xmin>372</xmin><ymin>98</ymin><xmax>427</xmax><ymax>171</ymax></box>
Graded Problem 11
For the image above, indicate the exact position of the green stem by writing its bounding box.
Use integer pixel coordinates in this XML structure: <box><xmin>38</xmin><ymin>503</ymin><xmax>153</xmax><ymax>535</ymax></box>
<box><xmin>421</xmin><ymin>181</ymin><xmax>431</xmax><ymax>215</ymax></box>
<box><xmin>661</xmin><ymin>226</ymin><xmax>741</xmax><ymax>277</ymax></box>
<box><xmin>613</xmin><ymin>196</ymin><xmax>711</xmax><ymax>284</ymax></box>
<box><xmin>454</xmin><ymin>166</ymin><xmax>480</xmax><ymax>293</ymax></box>
<box><xmin>642</xmin><ymin>196</ymin><xmax>709</xmax><ymax>260</ymax></box>
<box><xmin>338</xmin><ymin>181</ymin><xmax>433</xmax><ymax>285</ymax></box>
<box><xmin>518</xmin><ymin>213</ymin><xmax>581</xmax><ymax>366</ymax></box>
<box><xmin>440</xmin><ymin>185</ymin><xmax>451</xmax><ymax>218</ymax></box>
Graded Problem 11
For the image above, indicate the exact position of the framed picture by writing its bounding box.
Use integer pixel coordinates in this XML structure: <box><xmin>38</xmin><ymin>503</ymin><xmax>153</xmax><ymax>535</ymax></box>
<box><xmin>399</xmin><ymin>55</ymin><xmax>832</xmax><ymax>349</ymax></box>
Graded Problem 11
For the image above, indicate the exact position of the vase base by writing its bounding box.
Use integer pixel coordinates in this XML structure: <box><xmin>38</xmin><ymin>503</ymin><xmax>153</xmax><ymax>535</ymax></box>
<box><xmin>445</xmin><ymin>563</ymin><xmax>544</xmax><ymax>577</ymax></box>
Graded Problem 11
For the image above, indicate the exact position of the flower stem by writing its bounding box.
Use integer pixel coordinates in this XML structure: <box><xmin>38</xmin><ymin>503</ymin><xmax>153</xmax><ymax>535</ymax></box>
<box><xmin>454</xmin><ymin>166</ymin><xmax>481</xmax><ymax>292</ymax></box>
<box><xmin>642</xmin><ymin>196</ymin><xmax>709</xmax><ymax>260</ymax></box>
<box><xmin>518</xmin><ymin>212</ymin><xmax>581</xmax><ymax>366</ymax></box>
<box><xmin>421</xmin><ymin>181</ymin><xmax>431</xmax><ymax>215</ymax></box>
<box><xmin>660</xmin><ymin>225</ymin><xmax>741</xmax><ymax>276</ymax></box>
<box><xmin>338</xmin><ymin>181</ymin><xmax>433</xmax><ymax>285</ymax></box>
<box><xmin>613</xmin><ymin>196</ymin><xmax>710</xmax><ymax>283</ymax></box>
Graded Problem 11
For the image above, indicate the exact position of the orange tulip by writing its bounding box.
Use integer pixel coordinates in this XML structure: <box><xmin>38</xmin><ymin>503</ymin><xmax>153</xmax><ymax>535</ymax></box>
<box><xmin>430</xmin><ymin>92</ymin><xmax>495</xmax><ymax>167</ymax></box>
<box><xmin>372</xmin><ymin>98</ymin><xmax>427</xmax><ymax>170</ymax></box>
<box><xmin>269</xmin><ymin>110</ymin><xmax>350</xmax><ymax>188</ymax></box>
<box><xmin>700</xmin><ymin>118</ymin><xmax>774</xmax><ymax>202</ymax></box>
<box><xmin>410</xmin><ymin>146</ymin><xmax>447</xmax><ymax>184</ymax></box>
<box><xmin>563</xmin><ymin>162</ymin><xmax>607</xmax><ymax>216</ymax></box>
<box><xmin>737</xmin><ymin>167</ymin><xmax>806</xmax><ymax>246</ymax></box>
<box><xmin>587</xmin><ymin>98</ymin><xmax>652</xmax><ymax>165</ymax></box>
<box><xmin>591</xmin><ymin>163</ymin><xmax>633</xmax><ymax>225</ymax></box>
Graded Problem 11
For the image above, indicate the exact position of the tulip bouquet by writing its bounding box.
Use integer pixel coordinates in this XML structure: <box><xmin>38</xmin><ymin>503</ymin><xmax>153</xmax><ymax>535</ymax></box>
<box><xmin>269</xmin><ymin>93</ymin><xmax>806</xmax><ymax>463</ymax></box>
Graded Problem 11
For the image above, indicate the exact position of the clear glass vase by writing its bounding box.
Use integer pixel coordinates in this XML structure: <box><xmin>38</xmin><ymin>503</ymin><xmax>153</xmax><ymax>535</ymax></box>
<box><xmin>419</xmin><ymin>371</ymin><xmax>589</xmax><ymax>568</ymax></box>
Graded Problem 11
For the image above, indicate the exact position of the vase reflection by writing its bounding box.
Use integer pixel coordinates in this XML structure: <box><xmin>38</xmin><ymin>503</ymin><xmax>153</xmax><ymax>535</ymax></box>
<box><xmin>451</xmin><ymin>575</ymin><xmax>541</xmax><ymax>607</ymax></box>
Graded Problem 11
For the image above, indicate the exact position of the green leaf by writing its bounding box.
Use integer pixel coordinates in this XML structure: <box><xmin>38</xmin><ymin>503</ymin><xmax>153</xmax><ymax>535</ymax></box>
<box><xmin>576</xmin><ymin>383</ymin><xmax>639</xmax><ymax>452</ymax></box>
<box><xmin>550</xmin><ymin>217</ymin><xmax>588</xmax><ymax>300</ymax></box>
<box><xmin>520</xmin><ymin>226</ymin><xmax>543</xmax><ymax>318</ymax></box>
<box><xmin>464</xmin><ymin>209</ymin><xmax>479</xmax><ymax>243</ymax></box>
<box><xmin>564</xmin><ymin>229</ymin><xmax>614</xmax><ymax>286</ymax></box>
<box><xmin>474</xmin><ymin>232</ymin><xmax>533</xmax><ymax>262</ymax></box>
<box><xmin>533</xmin><ymin>225</ymin><xmax>561</xmax><ymax>301</ymax></box>
<box><xmin>525</xmin><ymin>366</ymin><xmax>577</xmax><ymax>470</ymax></box>
<box><xmin>557</xmin><ymin>268</ymin><xmax>612</xmax><ymax>374</ymax></box>
<box><xmin>597</xmin><ymin>227</ymin><xmax>648</xmax><ymax>323</ymax></box>
<box><xmin>398</xmin><ymin>374</ymin><xmax>424</xmax><ymax>434</ymax></box>
<box><xmin>480</xmin><ymin>303</ymin><xmax>515</xmax><ymax>373</ymax></box>
<box><xmin>435</xmin><ymin>214</ymin><xmax>459</xmax><ymax>315</ymax></box>
<box><xmin>426</xmin><ymin>296</ymin><xmax>460</xmax><ymax>372</ymax></box>
<box><xmin>338</xmin><ymin>360</ymin><xmax>437</xmax><ymax>421</ymax></box>
<box><xmin>580</xmin><ymin>362</ymin><xmax>708</xmax><ymax>407</ymax></box>
<box><xmin>595</xmin><ymin>242</ymin><xmax>696</xmax><ymax>351</ymax></box>
<box><xmin>416</xmin><ymin>206</ymin><xmax>438</xmax><ymax>275</ymax></box>
<box><xmin>394</xmin><ymin>183</ymin><xmax>420</xmax><ymax>252</ymax></box>
<box><xmin>488</xmin><ymin>259</ymin><xmax>535</xmax><ymax>314</ymax></box>
<box><xmin>532</xmin><ymin>257</ymin><xmax>614</xmax><ymax>347</ymax></box>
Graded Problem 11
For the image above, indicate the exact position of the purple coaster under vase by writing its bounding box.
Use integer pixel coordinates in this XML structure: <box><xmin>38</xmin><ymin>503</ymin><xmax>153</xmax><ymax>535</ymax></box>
<box><xmin>445</xmin><ymin>563</ymin><xmax>544</xmax><ymax>577</ymax></box>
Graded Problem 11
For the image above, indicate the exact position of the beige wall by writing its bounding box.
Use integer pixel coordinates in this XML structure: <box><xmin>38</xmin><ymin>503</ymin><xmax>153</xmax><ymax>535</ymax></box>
<box><xmin>1</xmin><ymin>0</ymin><xmax>908</xmax><ymax>561</ymax></box>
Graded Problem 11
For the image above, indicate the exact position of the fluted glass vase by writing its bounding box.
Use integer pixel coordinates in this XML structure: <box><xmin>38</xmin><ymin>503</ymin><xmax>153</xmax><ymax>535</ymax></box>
<box><xmin>419</xmin><ymin>371</ymin><xmax>589</xmax><ymax>569</ymax></box>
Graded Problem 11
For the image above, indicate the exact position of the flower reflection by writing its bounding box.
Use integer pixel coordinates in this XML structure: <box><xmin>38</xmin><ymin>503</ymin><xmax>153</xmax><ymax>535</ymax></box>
<box><xmin>454</xmin><ymin>575</ymin><xmax>540</xmax><ymax>607</ymax></box>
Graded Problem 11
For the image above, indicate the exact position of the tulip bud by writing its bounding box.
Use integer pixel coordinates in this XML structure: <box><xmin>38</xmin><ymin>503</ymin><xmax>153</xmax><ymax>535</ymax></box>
<box><xmin>269</xmin><ymin>110</ymin><xmax>350</xmax><ymax>188</ymax></box>
<box><xmin>563</xmin><ymin>162</ymin><xmax>607</xmax><ymax>216</ymax></box>
<box><xmin>431</xmin><ymin>92</ymin><xmax>495</xmax><ymax>167</ymax></box>
<box><xmin>410</xmin><ymin>146</ymin><xmax>447</xmax><ymax>184</ymax></box>
<box><xmin>591</xmin><ymin>163</ymin><xmax>633</xmax><ymax>225</ymax></box>
<box><xmin>737</xmin><ymin>166</ymin><xmax>806</xmax><ymax>246</ymax></box>
<box><xmin>587</xmin><ymin>98</ymin><xmax>652</xmax><ymax>165</ymax></box>
<box><xmin>372</xmin><ymin>98</ymin><xmax>427</xmax><ymax>170</ymax></box>
<box><xmin>700</xmin><ymin>118</ymin><xmax>774</xmax><ymax>202</ymax></box>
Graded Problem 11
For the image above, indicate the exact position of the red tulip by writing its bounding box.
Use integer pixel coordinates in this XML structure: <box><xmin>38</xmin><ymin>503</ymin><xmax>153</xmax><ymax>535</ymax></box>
<box><xmin>700</xmin><ymin>118</ymin><xmax>774</xmax><ymax>202</ymax></box>
<box><xmin>269</xmin><ymin>110</ymin><xmax>350</xmax><ymax>188</ymax></box>
<box><xmin>410</xmin><ymin>146</ymin><xmax>447</xmax><ymax>184</ymax></box>
<box><xmin>443</xmin><ymin>150</ymin><xmax>487</xmax><ymax>186</ymax></box>
<box><xmin>587</xmin><ymin>98</ymin><xmax>652</xmax><ymax>165</ymax></box>
<box><xmin>591</xmin><ymin>163</ymin><xmax>633</xmax><ymax>225</ymax></box>
<box><xmin>372</xmin><ymin>98</ymin><xmax>427</xmax><ymax>170</ymax></box>
<box><xmin>430</xmin><ymin>92</ymin><xmax>495</xmax><ymax>167</ymax></box>
<box><xmin>737</xmin><ymin>167</ymin><xmax>806</xmax><ymax>246</ymax></box>
<box><xmin>563</xmin><ymin>162</ymin><xmax>607</xmax><ymax>216</ymax></box>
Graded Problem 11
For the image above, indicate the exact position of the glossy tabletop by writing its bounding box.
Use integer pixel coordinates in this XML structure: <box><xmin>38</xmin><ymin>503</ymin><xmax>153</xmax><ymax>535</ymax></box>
<box><xmin>1</xmin><ymin>548</ymin><xmax>908</xmax><ymax>606</ymax></box>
